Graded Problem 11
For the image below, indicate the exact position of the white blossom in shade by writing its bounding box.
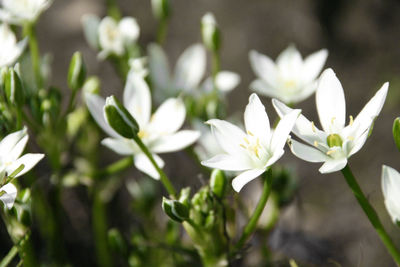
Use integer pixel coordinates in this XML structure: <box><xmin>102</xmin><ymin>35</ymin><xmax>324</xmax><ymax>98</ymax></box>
<box><xmin>147</xmin><ymin>43</ymin><xmax>206</xmax><ymax>99</ymax></box>
<box><xmin>0</xmin><ymin>24</ymin><xmax>27</xmax><ymax>67</ymax></box>
<box><xmin>273</xmin><ymin>68</ymin><xmax>388</xmax><ymax>174</ymax></box>
<box><xmin>381</xmin><ymin>165</ymin><xmax>400</xmax><ymax>224</ymax></box>
<box><xmin>81</xmin><ymin>14</ymin><xmax>101</xmax><ymax>50</ymax></box>
<box><xmin>0</xmin><ymin>0</ymin><xmax>52</xmax><ymax>24</ymax></box>
<box><xmin>85</xmin><ymin>69</ymin><xmax>200</xmax><ymax>179</ymax></box>
<box><xmin>249</xmin><ymin>45</ymin><xmax>328</xmax><ymax>104</ymax></box>
<box><xmin>0</xmin><ymin>128</ymin><xmax>44</xmax><ymax>209</ymax></box>
<box><xmin>201</xmin><ymin>93</ymin><xmax>300</xmax><ymax>192</ymax></box>
<box><xmin>97</xmin><ymin>16</ymin><xmax>140</xmax><ymax>59</ymax></box>
<box><xmin>200</xmin><ymin>71</ymin><xmax>241</xmax><ymax>94</ymax></box>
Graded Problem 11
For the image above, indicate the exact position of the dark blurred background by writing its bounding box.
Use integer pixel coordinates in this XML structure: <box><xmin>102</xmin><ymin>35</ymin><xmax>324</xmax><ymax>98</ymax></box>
<box><xmin>25</xmin><ymin>0</ymin><xmax>400</xmax><ymax>266</ymax></box>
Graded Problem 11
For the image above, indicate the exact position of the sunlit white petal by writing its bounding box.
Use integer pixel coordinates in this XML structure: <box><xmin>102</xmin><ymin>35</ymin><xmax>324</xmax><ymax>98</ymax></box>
<box><xmin>318</xmin><ymin>158</ymin><xmax>347</xmax><ymax>174</ymax></box>
<box><xmin>0</xmin><ymin>183</ymin><xmax>16</xmax><ymax>209</ymax></box>
<box><xmin>148</xmin><ymin>98</ymin><xmax>186</xmax><ymax>135</ymax></box>
<box><xmin>382</xmin><ymin>165</ymin><xmax>400</xmax><ymax>223</ymax></box>
<box><xmin>244</xmin><ymin>93</ymin><xmax>270</xmax><ymax>141</ymax></box>
<box><xmin>134</xmin><ymin>153</ymin><xmax>164</xmax><ymax>180</ymax></box>
<box><xmin>6</xmin><ymin>153</ymin><xmax>44</xmax><ymax>178</ymax></box>
<box><xmin>150</xmin><ymin>130</ymin><xmax>200</xmax><ymax>153</ymax></box>
<box><xmin>232</xmin><ymin>168</ymin><xmax>266</xmax><ymax>192</ymax></box>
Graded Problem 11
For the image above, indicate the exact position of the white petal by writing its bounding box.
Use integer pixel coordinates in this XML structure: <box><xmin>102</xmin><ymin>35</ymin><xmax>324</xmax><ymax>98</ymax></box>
<box><xmin>150</xmin><ymin>130</ymin><xmax>200</xmax><ymax>153</ymax></box>
<box><xmin>98</xmin><ymin>17</ymin><xmax>124</xmax><ymax>55</ymax></box>
<box><xmin>7</xmin><ymin>153</ymin><xmax>44</xmax><ymax>178</ymax></box>
<box><xmin>302</xmin><ymin>49</ymin><xmax>328</xmax><ymax>84</ymax></box>
<box><xmin>85</xmin><ymin>93</ymin><xmax>120</xmax><ymax>138</ymax></box>
<box><xmin>148</xmin><ymin>43</ymin><xmax>171</xmax><ymax>92</ymax></box>
<box><xmin>173</xmin><ymin>44</ymin><xmax>206</xmax><ymax>91</ymax></box>
<box><xmin>119</xmin><ymin>17</ymin><xmax>140</xmax><ymax>45</ymax></box>
<box><xmin>316</xmin><ymin>69</ymin><xmax>346</xmax><ymax>132</ymax></box>
<box><xmin>382</xmin><ymin>165</ymin><xmax>400</xmax><ymax>223</ymax></box>
<box><xmin>81</xmin><ymin>14</ymin><xmax>100</xmax><ymax>50</ymax></box>
<box><xmin>0</xmin><ymin>128</ymin><xmax>26</xmax><ymax>157</ymax></box>
<box><xmin>232</xmin><ymin>168</ymin><xmax>266</xmax><ymax>192</ymax></box>
<box><xmin>289</xmin><ymin>139</ymin><xmax>328</xmax><ymax>162</ymax></box>
<box><xmin>206</xmin><ymin>119</ymin><xmax>246</xmax><ymax>155</ymax></box>
<box><xmin>7</xmin><ymin>134</ymin><xmax>28</xmax><ymax>162</ymax></box>
<box><xmin>244</xmin><ymin>93</ymin><xmax>270</xmax><ymax>142</ymax></box>
<box><xmin>134</xmin><ymin>153</ymin><xmax>164</xmax><ymax>180</ymax></box>
<box><xmin>270</xmin><ymin>109</ymin><xmax>301</xmax><ymax>153</ymax></box>
<box><xmin>123</xmin><ymin>71</ymin><xmax>151</xmax><ymax>127</ymax></box>
<box><xmin>264</xmin><ymin>148</ymin><xmax>284</xmax><ymax>168</ymax></box>
<box><xmin>101</xmin><ymin>138</ymin><xmax>135</xmax><ymax>155</ymax></box>
<box><xmin>249</xmin><ymin>50</ymin><xmax>277</xmax><ymax>86</ymax></box>
<box><xmin>0</xmin><ymin>183</ymin><xmax>16</xmax><ymax>209</ymax></box>
<box><xmin>148</xmin><ymin>98</ymin><xmax>186</xmax><ymax>135</ymax></box>
<box><xmin>318</xmin><ymin>157</ymin><xmax>347</xmax><ymax>173</ymax></box>
<box><xmin>276</xmin><ymin>45</ymin><xmax>302</xmax><ymax>75</ymax></box>
<box><xmin>272</xmin><ymin>99</ymin><xmax>327</xmax><ymax>146</ymax></box>
<box><xmin>215</xmin><ymin>71</ymin><xmax>241</xmax><ymax>92</ymax></box>
<box><xmin>250</xmin><ymin>79</ymin><xmax>285</xmax><ymax>102</ymax></box>
<box><xmin>201</xmin><ymin>154</ymin><xmax>253</xmax><ymax>171</ymax></box>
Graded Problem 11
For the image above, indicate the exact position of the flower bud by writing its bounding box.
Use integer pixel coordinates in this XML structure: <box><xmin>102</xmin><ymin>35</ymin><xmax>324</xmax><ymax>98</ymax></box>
<box><xmin>151</xmin><ymin>0</ymin><xmax>170</xmax><ymax>21</ymax></box>
<box><xmin>179</xmin><ymin>187</ymin><xmax>191</xmax><ymax>208</ymax></box>
<box><xmin>104</xmin><ymin>95</ymin><xmax>139</xmax><ymax>138</ymax></box>
<box><xmin>162</xmin><ymin>197</ymin><xmax>189</xmax><ymax>223</ymax></box>
<box><xmin>201</xmin><ymin>12</ymin><xmax>220</xmax><ymax>52</ymax></box>
<box><xmin>108</xmin><ymin>228</ymin><xmax>127</xmax><ymax>255</ymax></box>
<box><xmin>5</xmin><ymin>68</ymin><xmax>24</xmax><ymax>107</ymax></box>
<box><xmin>393</xmin><ymin>118</ymin><xmax>400</xmax><ymax>152</ymax></box>
<box><xmin>83</xmin><ymin>76</ymin><xmax>101</xmax><ymax>95</ymax></box>
<box><xmin>68</xmin><ymin>52</ymin><xmax>86</xmax><ymax>91</ymax></box>
<box><xmin>210</xmin><ymin>169</ymin><xmax>226</xmax><ymax>198</ymax></box>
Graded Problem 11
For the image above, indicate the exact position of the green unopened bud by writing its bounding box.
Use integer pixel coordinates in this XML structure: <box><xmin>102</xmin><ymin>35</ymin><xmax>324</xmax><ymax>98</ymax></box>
<box><xmin>151</xmin><ymin>0</ymin><xmax>170</xmax><ymax>20</ymax></box>
<box><xmin>201</xmin><ymin>12</ymin><xmax>221</xmax><ymax>52</ymax></box>
<box><xmin>0</xmin><ymin>67</ymin><xmax>7</xmax><ymax>88</ymax></box>
<box><xmin>108</xmin><ymin>228</ymin><xmax>127</xmax><ymax>255</ymax></box>
<box><xmin>83</xmin><ymin>76</ymin><xmax>101</xmax><ymax>95</ymax></box>
<box><xmin>179</xmin><ymin>187</ymin><xmax>191</xmax><ymax>207</ymax></box>
<box><xmin>326</xmin><ymin>134</ymin><xmax>342</xmax><ymax>148</ymax></box>
<box><xmin>68</xmin><ymin>52</ymin><xmax>86</xmax><ymax>91</ymax></box>
<box><xmin>5</xmin><ymin>68</ymin><xmax>24</xmax><ymax>107</ymax></box>
<box><xmin>210</xmin><ymin>169</ymin><xmax>226</xmax><ymax>198</ymax></box>
<box><xmin>162</xmin><ymin>197</ymin><xmax>189</xmax><ymax>223</ymax></box>
<box><xmin>104</xmin><ymin>95</ymin><xmax>139</xmax><ymax>138</ymax></box>
<box><xmin>393</xmin><ymin>118</ymin><xmax>400</xmax><ymax>152</ymax></box>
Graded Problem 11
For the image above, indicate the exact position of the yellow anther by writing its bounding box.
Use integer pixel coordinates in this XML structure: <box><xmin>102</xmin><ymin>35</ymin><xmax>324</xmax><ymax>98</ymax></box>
<box><xmin>243</xmin><ymin>137</ymin><xmax>250</xmax><ymax>144</ymax></box>
<box><xmin>240</xmin><ymin>144</ymin><xmax>246</xmax><ymax>149</ymax></box>
<box><xmin>138</xmin><ymin>130</ymin><xmax>147</xmax><ymax>138</ymax></box>
<box><xmin>349</xmin><ymin>115</ymin><xmax>354</xmax><ymax>126</ymax></box>
<box><xmin>247</xmin><ymin>130</ymin><xmax>254</xmax><ymax>136</ymax></box>
<box><xmin>254</xmin><ymin>147</ymin><xmax>260</xmax><ymax>158</ymax></box>
<box><xmin>311</xmin><ymin>121</ymin><xmax>316</xmax><ymax>133</ymax></box>
<box><xmin>313</xmin><ymin>141</ymin><xmax>318</xmax><ymax>147</ymax></box>
<box><xmin>326</xmin><ymin>150</ymin><xmax>334</xmax><ymax>155</ymax></box>
<box><xmin>331</xmin><ymin>117</ymin><xmax>336</xmax><ymax>125</ymax></box>
<box><xmin>284</xmin><ymin>80</ymin><xmax>296</xmax><ymax>88</ymax></box>
<box><xmin>347</xmin><ymin>136</ymin><xmax>354</xmax><ymax>141</ymax></box>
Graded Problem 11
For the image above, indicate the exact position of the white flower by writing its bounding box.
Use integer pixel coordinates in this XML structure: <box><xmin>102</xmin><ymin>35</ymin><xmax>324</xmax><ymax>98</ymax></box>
<box><xmin>0</xmin><ymin>0</ymin><xmax>52</xmax><ymax>24</ymax></box>
<box><xmin>273</xmin><ymin>68</ymin><xmax>388</xmax><ymax>173</ymax></box>
<box><xmin>200</xmin><ymin>71</ymin><xmax>241</xmax><ymax>94</ymax></box>
<box><xmin>86</xmin><ymin>69</ymin><xmax>200</xmax><ymax>179</ymax></box>
<box><xmin>0</xmin><ymin>128</ymin><xmax>44</xmax><ymax>208</ymax></box>
<box><xmin>381</xmin><ymin>165</ymin><xmax>400</xmax><ymax>224</ymax></box>
<box><xmin>201</xmin><ymin>93</ymin><xmax>300</xmax><ymax>192</ymax></box>
<box><xmin>0</xmin><ymin>23</ymin><xmax>27</xmax><ymax>67</ymax></box>
<box><xmin>249</xmin><ymin>45</ymin><xmax>328</xmax><ymax>104</ymax></box>
<box><xmin>97</xmin><ymin>16</ymin><xmax>140</xmax><ymax>59</ymax></box>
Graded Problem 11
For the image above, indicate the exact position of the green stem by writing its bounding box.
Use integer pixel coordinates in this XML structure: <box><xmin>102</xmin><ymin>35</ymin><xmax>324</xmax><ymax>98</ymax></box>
<box><xmin>0</xmin><ymin>246</ymin><xmax>18</xmax><ymax>267</ymax></box>
<box><xmin>234</xmin><ymin>169</ymin><xmax>272</xmax><ymax>251</ymax></box>
<box><xmin>23</xmin><ymin>23</ymin><xmax>42</xmax><ymax>89</ymax></box>
<box><xmin>341</xmin><ymin>164</ymin><xmax>400</xmax><ymax>265</ymax></box>
<box><xmin>132</xmin><ymin>135</ymin><xmax>176</xmax><ymax>198</ymax></box>
<box><xmin>93</xmin><ymin>156</ymin><xmax>133</xmax><ymax>178</ymax></box>
<box><xmin>157</xmin><ymin>18</ymin><xmax>168</xmax><ymax>45</ymax></box>
<box><xmin>106</xmin><ymin>0</ymin><xmax>121</xmax><ymax>20</ymax></box>
<box><xmin>65</xmin><ymin>89</ymin><xmax>77</xmax><ymax>116</ymax></box>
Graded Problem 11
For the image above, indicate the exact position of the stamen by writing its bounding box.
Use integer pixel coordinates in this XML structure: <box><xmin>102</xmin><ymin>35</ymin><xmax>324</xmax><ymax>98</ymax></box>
<box><xmin>311</xmin><ymin>121</ymin><xmax>316</xmax><ymax>133</ymax></box>
<box><xmin>326</xmin><ymin>150</ymin><xmax>334</xmax><ymax>155</ymax></box>
<box><xmin>347</xmin><ymin>136</ymin><xmax>354</xmax><ymax>141</ymax></box>
<box><xmin>349</xmin><ymin>115</ymin><xmax>354</xmax><ymax>126</ymax></box>
<box><xmin>247</xmin><ymin>130</ymin><xmax>254</xmax><ymax>136</ymax></box>
<box><xmin>331</xmin><ymin>117</ymin><xmax>336</xmax><ymax>125</ymax></box>
<box><xmin>313</xmin><ymin>141</ymin><xmax>318</xmax><ymax>147</ymax></box>
<box><xmin>240</xmin><ymin>144</ymin><xmax>246</xmax><ymax>149</ymax></box>
<box><xmin>243</xmin><ymin>137</ymin><xmax>250</xmax><ymax>144</ymax></box>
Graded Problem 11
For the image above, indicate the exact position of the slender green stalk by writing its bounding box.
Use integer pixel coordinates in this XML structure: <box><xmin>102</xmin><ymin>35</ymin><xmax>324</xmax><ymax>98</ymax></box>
<box><xmin>93</xmin><ymin>156</ymin><xmax>133</xmax><ymax>178</ymax></box>
<box><xmin>132</xmin><ymin>135</ymin><xmax>176</xmax><ymax>198</ymax></box>
<box><xmin>341</xmin><ymin>164</ymin><xmax>400</xmax><ymax>265</ymax></box>
<box><xmin>0</xmin><ymin>246</ymin><xmax>18</xmax><ymax>267</ymax></box>
<box><xmin>65</xmin><ymin>90</ymin><xmax>77</xmax><ymax>116</ymax></box>
<box><xmin>157</xmin><ymin>18</ymin><xmax>168</xmax><ymax>45</ymax></box>
<box><xmin>106</xmin><ymin>0</ymin><xmax>121</xmax><ymax>20</ymax></box>
<box><xmin>211</xmin><ymin>51</ymin><xmax>220</xmax><ymax>82</ymax></box>
<box><xmin>235</xmin><ymin>169</ymin><xmax>272</xmax><ymax>251</ymax></box>
<box><xmin>23</xmin><ymin>23</ymin><xmax>42</xmax><ymax>89</ymax></box>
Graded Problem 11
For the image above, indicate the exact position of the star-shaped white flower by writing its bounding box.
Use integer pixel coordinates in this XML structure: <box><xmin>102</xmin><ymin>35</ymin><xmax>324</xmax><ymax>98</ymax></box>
<box><xmin>96</xmin><ymin>16</ymin><xmax>140</xmax><ymax>59</ymax></box>
<box><xmin>249</xmin><ymin>45</ymin><xmax>328</xmax><ymax>104</ymax></box>
<box><xmin>0</xmin><ymin>128</ymin><xmax>44</xmax><ymax>209</ymax></box>
<box><xmin>0</xmin><ymin>0</ymin><xmax>51</xmax><ymax>24</ymax></box>
<box><xmin>273</xmin><ymin>68</ymin><xmax>388</xmax><ymax>173</ymax></box>
<box><xmin>0</xmin><ymin>23</ymin><xmax>27</xmax><ymax>67</ymax></box>
<box><xmin>201</xmin><ymin>93</ymin><xmax>300</xmax><ymax>192</ymax></box>
<box><xmin>86</xmin><ymin>69</ymin><xmax>200</xmax><ymax>179</ymax></box>
<box><xmin>381</xmin><ymin>165</ymin><xmax>400</xmax><ymax>224</ymax></box>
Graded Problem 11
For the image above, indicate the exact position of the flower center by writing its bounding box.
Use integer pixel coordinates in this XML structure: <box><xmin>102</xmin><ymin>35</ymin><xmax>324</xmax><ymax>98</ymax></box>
<box><xmin>284</xmin><ymin>79</ymin><xmax>296</xmax><ymax>89</ymax></box>
<box><xmin>239</xmin><ymin>131</ymin><xmax>269</xmax><ymax>165</ymax></box>
<box><xmin>326</xmin><ymin>134</ymin><xmax>343</xmax><ymax>148</ymax></box>
<box><xmin>138</xmin><ymin>130</ymin><xmax>148</xmax><ymax>139</ymax></box>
